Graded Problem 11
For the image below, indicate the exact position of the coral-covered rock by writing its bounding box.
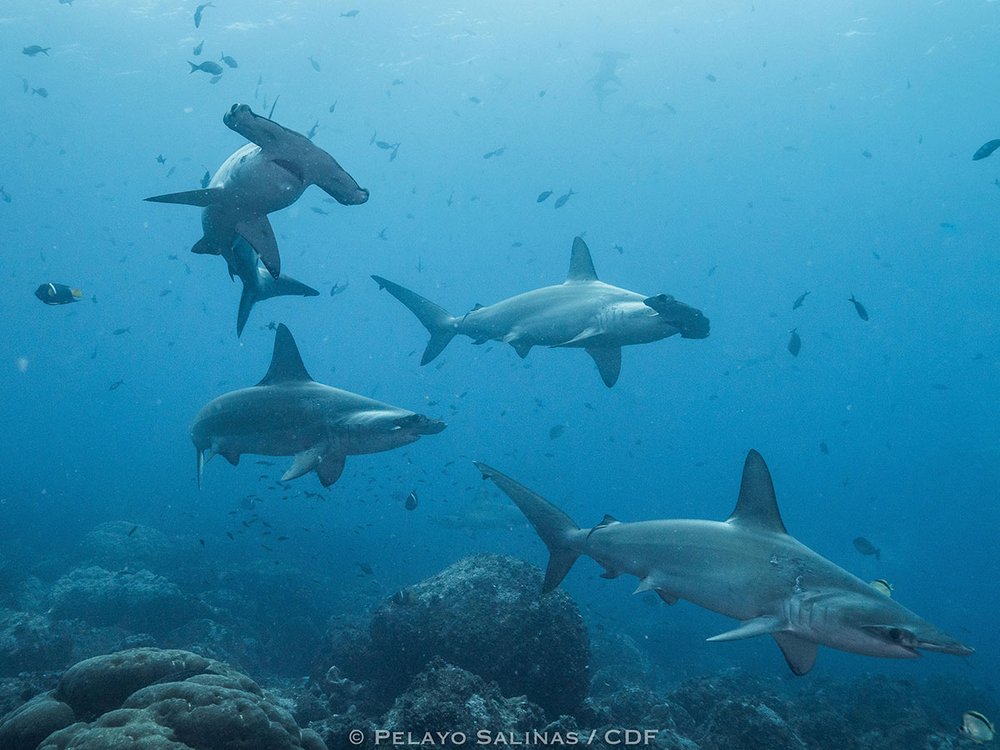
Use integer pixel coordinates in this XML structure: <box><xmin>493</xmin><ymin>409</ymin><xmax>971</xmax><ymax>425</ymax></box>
<box><xmin>0</xmin><ymin>692</ymin><xmax>74</xmax><ymax>750</ymax></box>
<box><xmin>48</xmin><ymin>566</ymin><xmax>208</xmax><ymax>635</ymax></box>
<box><xmin>318</xmin><ymin>554</ymin><xmax>589</xmax><ymax>717</ymax></box>
<box><xmin>0</xmin><ymin>609</ymin><xmax>73</xmax><ymax>674</ymax></box>
<box><xmin>0</xmin><ymin>647</ymin><xmax>326</xmax><ymax>750</ymax></box>
<box><xmin>382</xmin><ymin>658</ymin><xmax>545</xmax><ymax>741</ymax></box>
<box><xmin>78</xmin><ymin>521</ymin><xmax>174</xmax><ymax>573</ymax></box>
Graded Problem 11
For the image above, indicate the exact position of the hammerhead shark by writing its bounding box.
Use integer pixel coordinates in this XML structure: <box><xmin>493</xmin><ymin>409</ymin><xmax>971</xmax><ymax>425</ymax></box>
<box><xmin>474</xmin><ymin>451</ymin><xmax>973</xmax><ymax>674</ymax></box>
<box><xmin>229</xmin><ymin>237</ymin><xmax>318</xmax><ymax>336</ymax></box>
<box><xmin>146</xmin><ymin>103</ymin><xmax>368</xmax><ymax>279</ymax></box>
<box><xmin>191</xmin><ymin>324</ymin><xmax>445</xmax><ymax>487</ymax></box>
<box><xmin>372</xmin><ymin>237</ymin><xmax>709</xmax><ymax>387</ymax></box>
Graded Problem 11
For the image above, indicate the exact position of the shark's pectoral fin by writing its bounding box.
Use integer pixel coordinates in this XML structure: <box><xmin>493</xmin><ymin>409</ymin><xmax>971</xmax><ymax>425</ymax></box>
<box><xmin>706</xmin><ymin>615</ymin><xmax>786</xmax><ymax>642</ymax></box>
<box><xmin>599</xmin><ymin>569</ymin><xmax>620</xmax><ymax>579</ymax></box>
<box><xmin>192</xmin><ymin>236</ymin><xmax>218</xmax><ymax>255</ymax></box>
<box><xmin>145</xmin><ymin>187</ymin><xmax>224</xmax><ymax>207</ymax></box>
<box><xmin>551</xmin><ymin>328</ymin><xmax>602</xmax><ymax>347</ymax></box>
<box><xmin>586</xmin><ymin>347</ymin><xmax>622</xmax><ymax>388</ymax></box>
<box><xmin>282</xmin><ymin>445</ymin><xmax>326</xmax><ymax>482</ymax></box>
<box><xmin>656</xmin><ymin>590</ymin><xmax>678</xmax><ymax>605</ymax></box>
<box><xmin>235</xmin><ymin>216</ymin><xmax>280</xmax><ymax>278</ymax></box>
<box><xmin>315</xmin><ymin>453</ymin><xmax>346</xmax><ymax>487</ymax></box>
<box><xmin>772</xmin><ymin>632</ymin><xmax>818</xmax><ymax>676</ymax></box>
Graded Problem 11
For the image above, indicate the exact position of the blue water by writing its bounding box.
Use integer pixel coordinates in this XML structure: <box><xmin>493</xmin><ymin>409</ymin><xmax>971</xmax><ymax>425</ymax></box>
<box><xmin>2</xmin><ymin>0</ymin><xmax>997</xmax><ymax>691</ymax></box>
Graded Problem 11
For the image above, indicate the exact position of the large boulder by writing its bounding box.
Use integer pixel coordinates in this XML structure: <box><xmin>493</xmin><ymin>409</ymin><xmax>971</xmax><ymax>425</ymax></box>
<box><xmin>48</xmin><ymin>566</ymin><xmax>209</xmax><ymax>635</ymax></box>
<box><xmin>317</xmin><ymin>554</ymin><xmax>589</xmax><ymax>717</ymax></box>
<box><xmin>0</xmin><ymin>647</ymin><xmax>326</xmax><ymax>750</ymax></box>
<box><xmin>0</xmin><ymin>609</ymin><xmax>73</xmax><ymax>674</ymax></box>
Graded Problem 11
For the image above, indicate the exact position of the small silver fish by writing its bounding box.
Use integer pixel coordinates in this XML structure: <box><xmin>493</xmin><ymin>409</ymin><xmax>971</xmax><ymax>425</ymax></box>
<box><xmin>193</xmin><ymin>40</ymin><xmax>204</xmax><ymax>56</ymax></box>
<box><xmin>553</xmin><ymin>188</ymin><xmax>576</xmax><ymax>209</ymax></box>
<box><xmin>869</xmin><ymin>579</ymin><xmax>893</xmax><ymax>597</ymax></box>
<box><xmin>960</xmin><ymin>711</ymin><xmax>995</xmax><ymax>744</ymax></box>
<box><xmin>188</xmin><ymin>60</ymin><xmax>223</xmax><ymax>75</ymax></box>
<box><xmin>848</xmin><ymin>293</ymin><xmax>869</xmax><ymax>321</ymax></box>
<box><xmin>220</xmin><ymin>52</ymin><xmax>238</xmax><ymax>68</ymax></box>
<box><xmin>405</xmin><ymin>491</ymin><xmax>418</xmax><ymax>511</ymax></box>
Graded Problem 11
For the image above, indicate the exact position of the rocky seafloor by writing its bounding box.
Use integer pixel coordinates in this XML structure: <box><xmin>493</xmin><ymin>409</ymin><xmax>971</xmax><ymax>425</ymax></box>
<box><xmin>1</xmin><ymin>521</ymin><xmax>995</xmax><ymax>749</ymax></box>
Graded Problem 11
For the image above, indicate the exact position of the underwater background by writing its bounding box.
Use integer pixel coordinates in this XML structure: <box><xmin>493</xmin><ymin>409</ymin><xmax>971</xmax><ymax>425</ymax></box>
<box><xmin>2</xmin><ymin>1</ymin><xmax>999</xmax><ymax>748</ymax></box>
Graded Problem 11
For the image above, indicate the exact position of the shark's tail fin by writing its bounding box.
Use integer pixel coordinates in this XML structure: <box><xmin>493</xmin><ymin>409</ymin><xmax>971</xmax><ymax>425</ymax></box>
<box><xmin>237</xmin><ymin>271</ymin><xmax>320</xmax><ymax>337</ymax></box>
<box><xmin>473</xmin><ymin>462</ymin><xmax>581</xmax><ymax>592</ymax></box>
<box><xmin>371</xmin><ymin>275</ymin><xmax>457</xmax><ymax>364</ymax></box>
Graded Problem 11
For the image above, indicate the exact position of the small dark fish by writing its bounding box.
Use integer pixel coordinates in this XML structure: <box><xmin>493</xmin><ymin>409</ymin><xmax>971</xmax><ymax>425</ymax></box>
<box><xmin>792</xmin><ymin>291</ymin><xmax>809</xmax><ymax>309</ymax></box>
<box><xmin>35</xmin><ymin>282</ymin><xmax>81</xmax><ymax>305</ymax></box>
<box><xmin>112</xmin><ymin>327</ymin><xmax>131</xmax><ymax>335</ymax></box>
<box><xmin>311</xmin><ymin>206</ymin><xmax>329</xmax><ymax>215</ymax></box>
<box><xmin>553</xmin><ymin>188</ymin><xmax>576</xmax><ymax>209</ymax></box>
<box><xmin>341</xmin><ymin>9</ymin><xmax>360</xmax><ymax>17</ymax></box>
<box><xmin>23</xmin><ymin>46</ymin><xmax>51</xmax><ymax>56</ymax></box>
<box><xmin>972</xmin><ymin>139</ymin><xmax>1000</xmax><ymax>161</ymax></box>
<box><xmin>356</xmin><ymin>562</ymin><xmax>374</xmax><ymax>576</ymax></box>
<box><xmin>109</xmin><ymin>380</ymin><xmax>124</xmax><ymax>391</ymax></box>
<box><xmin>819</xmin><ymin>441</ymin><xmax>829</xmax><ymax>455</ymax></box>
<box><xmin>220</xmin><ymin>52</ymin><xmax>238</xmax><ymax>68</ymax></box>
<box><xmin>852</xmin><ymin>536</ymin><xmax>880</xmax><ymax>560</ymax></box>
<box><xmin>705</xmin><ymin>73</ymin><xmax>717</xmax><ymax>82</ymax></box>
<box><xmin>330</xmin><ymin>280</ymin><xmax>349</xmax><ymax>296</ymax></box>
<box><xmin>483</xmin><ymin>146</ymin><xmax>506</xmax><ymax>159</ymax></box>
<box><xmin>469</xmin><ymin>96</ymin><xmax>481</xmax><ymax>104</ymax></box>
<box><xmin>848</xmin><ymin>294</ymin><xmax>869</xmax><ymax>321</ymax></box>
<box><xmin>193</xmin><ymin>40</ymin><xmax>204</xmax><ymax>56</ymax></box>
<box><xmin>375</xmin><ymin>141</ymin><xmax>395</xmax><ymax>150</ymax></box>
<box><xmin>377</xmin><ymin>227</ymin><xmax>388</xmax><ymax>240</ymax></box>
<box><xmin>188</xmin><ymin>60</ymin><xmax>223</xmax><ymax>75</ymax></box>
<box><xmin>127</xmin><ymin>525</ymin><xmax>138</xmax><ymax>537</ymax></box>
<box><xmin>787</xmin><ymin>328</ymin><xmax>801</xmax><ymax>357</ymax></box>
<box><xmin>309</xmin><ymin>56</ymin><xmax>321</xmax><ymax>72</ymax></box>
<box><xmin>931</xmin><ymin>383</ymin><xmax>950</xmax><ymax>391</ymax></box>
<box><xmin>31</xmin><ymin>87</ymin><xmax>48</xmax><ymax>98</ymax></box>
<box><xmin>199</xmin><ymin>538</ymin><xmax>205</xmax><ymax>546</ymax></box>
<box><xmin>328</xmin><ymin>101</ymin><xmax>337</xmax><ymax>113</ymax></box>
<box><xmin>549</xmin><ymin>424</ymin><xmax>566</xmax><ymax>440</ymax></box>
<box><xmin>209</xmin><ymin>75</ymin><xmax>221</xmax><ymax>85</ymax></box>
<box><xmin>199</xmin><ymin>170</ymin><xmax>211</xmax><ymax>188</ymax></box>
<box><xmin>405</xmin><ymin>491</ymin><xmax>418</xmax><ymax>511</ymax></box>
<box><xmin>156</xmin><ymin>154</ymin><xmax>166</xmax><ymax>164</ymax></box>
<box><xmin>0</xmin><ymin>186</ymin><xmax>12</xmax><ymax>203</ymax></box>
<box><xmin>306</xmin><ymin>121</ymin><xmax>319</xmax><ymax>139</ymax></box>
<box><xmin>536</xmin><ymin>190</ymin><xmax>553</xmax><ymax>203</ymax></box>
<box><xmin>193</xmin><ymin>2</ymin><xmax>213</xmax><ymax>28</ymax></box>
<box><xmin>166</xmin><ymin>166</ymin><xmax>176</xmax><ymax>177</ymax></box>
<box><xmin>861</xmin><ymin>150</ymin><xmax>873</xmax><ymax>159</ymax></box>
<box><xmin>613</xmin><ymin>244</ymin><xmax>624</xmax><ymax>255</ymax></box>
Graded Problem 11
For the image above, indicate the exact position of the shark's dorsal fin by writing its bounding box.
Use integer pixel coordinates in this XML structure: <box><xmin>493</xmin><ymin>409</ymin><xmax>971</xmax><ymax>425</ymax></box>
<box><xmin>566</xmin><ymin>237</ymin><xmax>598</xmax><ymax>282</ymax></box>
<box><xmin>257</xmin><ymin>324</ymin><xmax>313</xmax><ymax>385</ymax></box>
<box><xmin>725</xmin><ymin>450</ymin><xmax>788</xmax><ymax>534</ymax></box>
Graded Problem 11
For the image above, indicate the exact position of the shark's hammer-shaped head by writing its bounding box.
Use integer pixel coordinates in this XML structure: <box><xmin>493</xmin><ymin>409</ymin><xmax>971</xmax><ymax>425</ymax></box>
<box><xmin>812</xmin><ymin>592</ymin><xmax>974</xmax><ymax>660</ymax></box>
<box><xmin>224</xmin><ymin>103</ymin><xmax>286</xmax><ymax>149</ymax></box>
<box><xmin>643</xmin><ymin>294</ymin><xmax>710</xmax><ymax>339</ymax></box>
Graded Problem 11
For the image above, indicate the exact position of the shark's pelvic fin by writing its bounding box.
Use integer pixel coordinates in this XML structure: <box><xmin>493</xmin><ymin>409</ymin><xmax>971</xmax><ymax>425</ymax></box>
<box><xmin>236</xmin><ymin>216</ymin><xmax>280</xmax><ymax>279</ymax></box>
<box><xmin>257</xmin><ymin>324</ymin><xmax>314</xmax><ymax>385</ymax></box>
<box><xmin>725</xmin><ymin>450</ymin><xmax>788</xmax><ymax>534</ymax></box>
<box><xmin>772</xmin><ymin>632</ymin><xmax>819</xmax><ymax>676</ymax></box>
<box><xmin>371</xmin><ymin>276</ymin><xmax>458</xmax><ymax>365</ymax></box>
<box><xmin>566</xmin><ymin>237</ymin><xmax>599</xmax><ymax>282</ymax></box>
<box><xmin>474</xmin><ymin>462</ymin><xmax>581</xmax><ymax>592</ymax></box>
<box><xmin>505</xmin><ymin>334</ymin><xmax>533</xmax><ymax>359</ymax></box>
<box><xmin>706</xmin><ymin>615</ymin><xmax>786</xmax><ymax>642</ymax></box>
<box><xmin>144</xmin><ymin>187</ymin><xmax>224</xmax><ymax>207</ymax></box>
<box><xmin>586</xmin><ymin>346</ymin><xmax>622</xmax><ymax>388</ymax></box>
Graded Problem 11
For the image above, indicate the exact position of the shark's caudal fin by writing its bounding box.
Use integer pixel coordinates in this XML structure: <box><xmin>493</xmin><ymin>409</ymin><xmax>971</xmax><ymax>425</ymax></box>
<box><xmin>144</xmin><ymin>187</ymin><xmax>224</xmax><ymax>207</ymax></box>
<box><xmin>371</xmin><ymin>275</ymin><xmax>458</xmax><ymax>364</ymax></box>
<box><xmin>236</xmin><ymin>271</ymin><xmax>319</xmax><ymax>336</ymax></box>
<box><xmin>257</xmin><ymin>324</ymin><xmax>314</xmax><ymax>385</ymax></box>
<box><xmin>474</xmin><ymin>462</ymin><xmax>581</xmax><ymax>592</ymax></box>
<box><xmin>566</xmin><ymin>237</ymin><xmax>599</xmax><ymax>282</ymax></box>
